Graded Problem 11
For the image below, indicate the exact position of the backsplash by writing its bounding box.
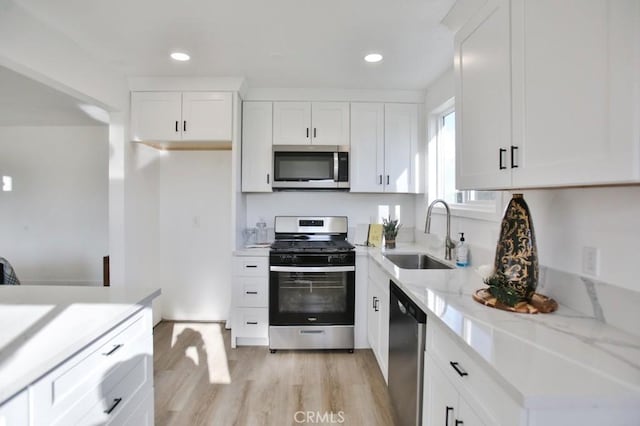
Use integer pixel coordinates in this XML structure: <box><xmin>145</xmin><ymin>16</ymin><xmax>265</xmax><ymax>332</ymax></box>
<box><xmin>537</xmin><ymin>266</ymin><xmax>640</xmax><ymax>338</ymax></box>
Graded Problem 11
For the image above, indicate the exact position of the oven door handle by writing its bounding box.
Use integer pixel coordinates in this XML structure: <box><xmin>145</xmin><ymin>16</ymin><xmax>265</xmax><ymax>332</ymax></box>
<box><xmin>270</xmin><ymin>266</ymin><xmax>355</xmax><ymax>273</ymax></box>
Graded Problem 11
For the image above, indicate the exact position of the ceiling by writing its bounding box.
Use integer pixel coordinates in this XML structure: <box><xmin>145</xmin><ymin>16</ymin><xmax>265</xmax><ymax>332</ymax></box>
<box><xmin>11</xmin><ymin>0</ymin><xmax>456</xmax><ymax>90</ymax></box>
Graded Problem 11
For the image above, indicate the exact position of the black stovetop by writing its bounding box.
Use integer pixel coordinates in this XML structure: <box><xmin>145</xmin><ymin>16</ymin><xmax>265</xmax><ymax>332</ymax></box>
<box><xmin>270</xmin><ymin>239</ymin><xmax>355</xmax><ymax>253</ymax></box>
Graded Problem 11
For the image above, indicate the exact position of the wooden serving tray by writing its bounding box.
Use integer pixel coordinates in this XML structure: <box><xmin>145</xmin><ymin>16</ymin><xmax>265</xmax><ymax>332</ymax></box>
<box><xmin>473</xmin><ymin>288</ymin><xmax>558</xmax><ymax>314</ymax></box>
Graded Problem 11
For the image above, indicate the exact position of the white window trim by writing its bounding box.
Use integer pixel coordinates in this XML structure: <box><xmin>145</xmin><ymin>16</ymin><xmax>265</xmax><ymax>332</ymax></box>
<box><xmin>427</xmin><ymin>98</ymin><xmax>504</xmax><ymax>223</ymax></box>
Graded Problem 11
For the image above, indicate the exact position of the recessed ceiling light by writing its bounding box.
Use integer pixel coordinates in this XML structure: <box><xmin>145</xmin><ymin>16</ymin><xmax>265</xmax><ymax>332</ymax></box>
<box><xmin>170</xmin><ymin>52</ymin><xmax>191</xmax><ymax>62</ymax></box>
<box><xmin>364</xmin><ymin>53</ymin><xmax>383</xmax><ymax>63</ymax></box>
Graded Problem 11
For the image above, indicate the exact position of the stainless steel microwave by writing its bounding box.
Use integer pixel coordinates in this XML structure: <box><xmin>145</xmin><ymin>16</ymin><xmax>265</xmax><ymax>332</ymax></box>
<box><xmin>272</xmin><ymin>145</ymin><xmax>349</xmax><ymax>190</ymax></box>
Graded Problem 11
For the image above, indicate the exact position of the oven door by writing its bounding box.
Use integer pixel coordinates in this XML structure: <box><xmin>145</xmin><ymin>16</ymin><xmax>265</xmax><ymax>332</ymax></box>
<box><xmin>269</xmin><ymin>265</ymin><xmax>355</xmax><ymax>326</ymax></box>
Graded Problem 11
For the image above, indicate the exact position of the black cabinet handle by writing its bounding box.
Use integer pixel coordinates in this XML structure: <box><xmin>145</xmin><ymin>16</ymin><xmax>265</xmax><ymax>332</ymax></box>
<box><xmin>104</xmin><ymin>398</ymin><xmax>122</xmax><ymax>415</ymax></box>
<box><xmin>245</xmin><ymin>291</ymin><xmax>258</xmax><ymax>295</ymax></box>
<box><xmin>445</xmin><ymin>406</ymin><xmax>453</xmax><ymax>425</ymax></box>
<box><xmin>313</xmin><ymin>128</ymin><xmax>317</xmax><ymax>138</ymax></box>
<box><xmin>102</xmin><ymin>344</ymin><xmax>123</xmax><ymax>356</ymax></box>
<box><xmin>306</xmin><ymin>128</ymin><xmax>309</xmax><ymax>138</ymax></box>
<box><xmin>499</xmin><ymin>148</ymin><xmax>507</xmax><ymax>170</ymax></box>
<box><xmin>450</xmin><ymin>361</ymin><xmax>468</xmax><ymax>377</ymax></box>
<box><xmin>373</xmin><ymin>297</ymin><xmax>379</xmax><ymax>312</ymax></box>
<box><xmin>183</xmin><ymin>121</ymin><xmax>187</xmax><ymax>132</ymax></box>
<box><xmin>510</xmin><ymin>145</ymin><xmax>518</xmax><ymax>168</ymax></box>
<box><xmin>455</xmin><ymin>421</ymin><xmax>464</xmax><ymax>426</ymax></box>
<box><xmin>379</xmin><ymin>175</ymin><xmax>383</xmax><ymax>185</ymax></box>
<box><xmin>245</xmin><ymin>265</ymin><xmax>258</xmax><ymax>268</ymax></box>
<box><xmin>386</xmin><ymin>175</ymin><xmax>390</xmax><ymax>185</ymax></box>
<box><xmin>267</xmin><ymin>173</ymin><xmax>270</xmax><ymax>184</ymax></box>
<box><xmin>175</xmin><ymin>121</ymin><xmax>179</xmax><ymax>132</ymax></box>
<box><xmin>246</xmin><ymin>321</ymin><xmax>258</xmax><ymax>325</ymax></box>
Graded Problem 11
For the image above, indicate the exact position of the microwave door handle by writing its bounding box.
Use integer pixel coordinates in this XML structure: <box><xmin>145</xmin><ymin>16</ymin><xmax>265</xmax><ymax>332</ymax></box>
<box><xmin>334</xmin><ymin>152</ymin><xmax>339</xmax><ymax>181</ymax></box>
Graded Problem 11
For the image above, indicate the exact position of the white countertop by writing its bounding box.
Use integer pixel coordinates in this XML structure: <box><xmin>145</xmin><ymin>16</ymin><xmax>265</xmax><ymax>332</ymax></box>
<box><xmin>0</xmin><ymin>285</ymin><xmax>160</xmax><ymax>403</ymax></box>
<box><xmin>368</xmin><ymin>244</ymin><xmax>640</xmax><ymax>410</ymax></box>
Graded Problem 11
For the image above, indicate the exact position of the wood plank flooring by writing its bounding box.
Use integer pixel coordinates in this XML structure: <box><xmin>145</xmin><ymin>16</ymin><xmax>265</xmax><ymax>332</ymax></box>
<box><xmin>153</xmin><ymin>321</ymin><xmax>396</xmax><ymax>426</ymax></box>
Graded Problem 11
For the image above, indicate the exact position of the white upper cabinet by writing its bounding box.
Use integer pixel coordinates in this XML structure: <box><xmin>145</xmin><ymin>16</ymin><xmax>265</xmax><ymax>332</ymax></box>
<box><xmin>273</xmin><ymin>101</ymin><xmax>349</xmax><ymax>145</ymax></box>
<box><xmin>350</xmin><ymin>103</ymin><xmax>420</xmax><ymax>193</ymax></box>
<box><xmin>131</xmin><ymin>91</ymin><xmax>232</xmax><ymax>142</ymax></box>
<box><xmin>350</xmin><ymin>103</ymin><xmax>385</xmax><ymax>192</ymax></box>
<box><xmin>455</xmin><ymin>0</ymin><xmax>512</xmax><ymax>190</ymax></box>
<box><xmin>456</xmin><ymin>0</ymin><xmax>640</xmax><ymax>190</ymax></box>
<box><xmin>385</xmin><ymin>103</ymin><xmax>419</xmax><ymax>193</ymax></box>
<box><xmin>242</xmin><ymin>102</ymin><xmax>273</xmax><ymax>192</ymax></box>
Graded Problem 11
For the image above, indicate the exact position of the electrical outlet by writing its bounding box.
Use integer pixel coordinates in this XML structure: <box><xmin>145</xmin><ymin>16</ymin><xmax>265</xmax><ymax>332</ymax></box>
<box><xmin>582</xmin><ymin>246</ymin><xmax>599</xmax><ymax>276</ymax></box>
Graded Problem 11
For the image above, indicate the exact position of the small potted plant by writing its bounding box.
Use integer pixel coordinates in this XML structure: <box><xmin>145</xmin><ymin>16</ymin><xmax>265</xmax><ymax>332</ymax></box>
<box><xmin>382</xmin><ymin>217</ymin><xmax>401</xmax><ymax>249</ymax></box>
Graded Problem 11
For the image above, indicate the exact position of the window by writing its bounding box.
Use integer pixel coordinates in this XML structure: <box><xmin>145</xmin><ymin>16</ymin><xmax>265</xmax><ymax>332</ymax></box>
<box><xmin>428</xmin><ymin>99</ymin><xmax>502</xmax><ymax>220</ymax></box>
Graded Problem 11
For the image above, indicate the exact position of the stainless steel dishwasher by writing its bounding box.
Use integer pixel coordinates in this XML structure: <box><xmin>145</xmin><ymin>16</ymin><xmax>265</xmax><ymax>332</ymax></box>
<box><xmin>388</xmin><ymin>280</ymin><xmax>426</xmax><ymax>426</ymax></box>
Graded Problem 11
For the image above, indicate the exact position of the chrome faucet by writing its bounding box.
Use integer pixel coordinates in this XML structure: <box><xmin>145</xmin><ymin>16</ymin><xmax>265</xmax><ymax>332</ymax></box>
<box><xmin>425</xmin><ymin>199</ymin><xmax>456</xmax><ymax>261</ymax></box>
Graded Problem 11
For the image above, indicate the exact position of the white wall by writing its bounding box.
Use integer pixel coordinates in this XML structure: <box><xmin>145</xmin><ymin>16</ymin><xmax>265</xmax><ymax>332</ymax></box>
<box><xmin>0</xmin><ymin>126</ymin><xmax>108</xmax><ymax>285</ymax></box>
<box><xmin>157</xmin><ymin>150</ymin><xmax>232</xmax><ymax>321</ymax></box>
<box><xmin>245</xmin><ymin>192</ymin><xmax>416</xmax><ymax>242</ymax></box>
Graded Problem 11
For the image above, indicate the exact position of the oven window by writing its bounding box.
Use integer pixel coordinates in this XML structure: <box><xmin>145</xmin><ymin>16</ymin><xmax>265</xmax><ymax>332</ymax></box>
<box><xmin>274</xmin><ymin>152</ymin><xmax>334</xmax><ymax>181</ymax></box>
<box><xmin>276</xmin><ymin>271</ymin><xmax>347</xmax><ymax>314</ymax></box>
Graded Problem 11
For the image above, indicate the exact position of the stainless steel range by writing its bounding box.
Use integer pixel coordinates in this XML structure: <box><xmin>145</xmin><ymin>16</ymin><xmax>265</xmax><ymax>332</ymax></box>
<box><xmin>269</xmin><ymin>216</ymin><xmax>355</xmax><ymax>352</ymax></box>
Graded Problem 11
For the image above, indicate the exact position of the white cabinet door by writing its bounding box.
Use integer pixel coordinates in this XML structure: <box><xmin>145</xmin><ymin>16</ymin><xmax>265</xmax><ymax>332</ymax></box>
<box><xmin>130</xmin><ymin>92</ymin><xmax>181</xmax><ymax>141</ymax></box>
<box><xmin>510</xmin><ymin>0</ymin><xmax>640</xmax><ymax>187</ymax></box>
<box><xmin>366</xmin><ymin>278</ymin><xmax>380</xmax><ymax>356</ymax></box>
<box><xmin>0</xmin><ymin>390</ymin><xmax>28</xmax><ymax>426</ymax></box>
<box><xmin>182</xmin><ymin>92</ymin><xmax>232</xmax><ymax>141</ymax></box>
<box><xmin>384</xmin><ymin>103</ymin><xmax>418</xmax><ymax>193</ymax></box>
<box><xmin>424</xmin><ymin>354</ymin><xmax>458</xmax><ymax>426</ymax></box>
<box><xmin>350</xmin><ymin>103</ymin><xmax>385</xmax><ymax>192</ymax></box>
<box><xmin>311</xmin><ymin>102</ymin><xmax>350</xmax><ymax>145</ymax></box>
<box><xmin>242</xmin><ymin>102</ymin><xmax>273</xmax><ymax>192</ymax></box>
<box><xmin>455</xmin><ymin>0</ymin><xmax>512</xmax><ymax>190</ymax></box>
<box><xmin>273</xmin><ymin>102</ymin><xmax>312</xmax><ymax>145</ymax></box>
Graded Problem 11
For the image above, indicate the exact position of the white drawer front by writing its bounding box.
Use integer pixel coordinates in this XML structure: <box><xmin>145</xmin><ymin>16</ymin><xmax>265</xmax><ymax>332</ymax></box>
<box><xmin>0</xmin><ymin>390</ymin><xmax>28</xmax><ymax>426</ymax></box>
<box><xmin>233</xmin><ymin>257</ymin><xmax>268</xmax><ymax>277</ymax></box>
<box><xmin>31</xmin><ymin>308</ymin><xmax>151</xmax><ymax>426</ymax></box>
<box><xmin>429</xmin><ymin>322</ymin><xmax>517</xmax><ymax>425</ymax></box>
<box><xmin>235</xmin><ymin>308</ymin><xmax>269</xmax><ymax>339</ymax></box>
<box><xmin>233</xmin><ymin>276</ymin><xmax>268</xmax><ymax>307</ymax></box>
<box><xmin>77</xmin><ymin>348</ymin><xmax>152</xmax><ymax>426</ymax></box>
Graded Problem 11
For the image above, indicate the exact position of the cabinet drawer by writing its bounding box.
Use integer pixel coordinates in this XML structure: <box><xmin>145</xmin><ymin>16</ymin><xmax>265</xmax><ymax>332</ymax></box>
<box><xmin>233</xmin><ymin>257</ymin><xmax>268</xmax><ymax>277</ymax></box>
<box><xmin>233</xmin><ymin>276</ymin><xmax>268</xmax><ymax>307</ymax></box>
<box><xmin>235</xmin><ymin>308</ymin><xmax>269</xmax><ymax>339</ymax></box>
<box><xmin>31</xmin><ymin>308</ymin><xmax>151</xmax><ymax>426</ymax></box>
<box><xmin>77</xmin><ymin>347</ymin><xmax>152</xmax><ymax>426</ymax></box>
<box><xmin>428</xmin><ymin>322</ymin><xmax>519</xmax><ymax>425</ymax></box>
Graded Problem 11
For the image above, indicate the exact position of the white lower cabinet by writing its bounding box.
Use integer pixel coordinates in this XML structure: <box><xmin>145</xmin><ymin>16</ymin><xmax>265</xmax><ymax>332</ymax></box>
<box><xmin>424</xmin><ymin>352</ymin><xmax>484</xmax><ymax>426</ymax></box>
<box><xmin>0</xmin><ymin>306</ymin><xmax>154</xmax><ymax>426</ymax></box>
<box><xmin>231</xmin><ymin>256</ymin><xmax>269</xmax><ymax>347</ymax></box>
<box><xmin>367</xmin><ymin>260</ymin><xmax>390</xmax><ymax>382</ymax></box>
<box><xmin>0</xmin><ymin>390</ymin><xmax>28</xmax><ymax>426</ymax></box>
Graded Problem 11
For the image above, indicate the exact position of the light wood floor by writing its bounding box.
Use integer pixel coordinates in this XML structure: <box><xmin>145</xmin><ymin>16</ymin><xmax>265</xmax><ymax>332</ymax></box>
<box><xmin>153</xmin><ymin>321</ymin><xmax>396</xmax><ymax>426</ymax></box>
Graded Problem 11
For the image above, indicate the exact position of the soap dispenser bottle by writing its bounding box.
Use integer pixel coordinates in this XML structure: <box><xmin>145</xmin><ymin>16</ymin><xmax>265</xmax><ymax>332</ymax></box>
<box><xmin>456</xmin><ymin>232</ymin><xmax>469</xmax><ymax>267</ymax></box>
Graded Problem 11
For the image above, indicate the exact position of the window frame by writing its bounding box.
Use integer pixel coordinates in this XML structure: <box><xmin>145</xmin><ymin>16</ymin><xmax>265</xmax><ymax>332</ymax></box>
<box><xmin>427</xmin><ymin>98</ymin><xmax>504</xmax><ymax>222</ymax></box>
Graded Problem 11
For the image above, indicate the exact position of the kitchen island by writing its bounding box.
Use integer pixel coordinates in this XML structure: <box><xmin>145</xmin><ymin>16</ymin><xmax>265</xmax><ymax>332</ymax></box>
<box><xmin>0</xmin><ymin>285</ymin><xmax>160</xmax><ymax>425</ymax></box>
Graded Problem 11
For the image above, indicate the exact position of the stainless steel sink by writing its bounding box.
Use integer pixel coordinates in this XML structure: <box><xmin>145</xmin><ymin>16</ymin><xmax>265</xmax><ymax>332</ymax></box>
<box><xmin>383</xmin><ymin>253</ymin><xmax>453</xmax><ymax>270</ymax></box>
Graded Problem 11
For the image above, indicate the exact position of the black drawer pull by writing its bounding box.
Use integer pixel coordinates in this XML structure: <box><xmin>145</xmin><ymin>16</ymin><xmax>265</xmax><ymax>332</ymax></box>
<box><xmin>183</xmin><ymin>120</ymin><xmax>187</xmax><ymax>132</ymax></box>
<box><xmin>455</xmin><ymin>420</ymin><xmax>464</xmax><ymax>426</ymax></box>
<box><xmin>104</xmin><ymin>397</ymin><xmax>122</xmax><ymax>415</ymax></box>
<box><xmin>510</xmin><ymin>145</ymin><xmax>518</xmax><ymax>168</ymax></box>
<box><xmin>499</xmin><ymin>148</ymin><xmax>507</xmax><ymax>170</ymax></box>
<box><xmin>379</xmin><ymin>175</ymin><xmax>383</xmax><ymax>185</ymax></box>
<box><xmin>445</xmin><ymin>406</ymin><xmax>453</xmax><ymax>425</ymax></box>
<box><xmin>246</xmin><ymin>321</ymin><xmax>258</xmax><ymax>325</ymax></box>
<box><xmin>267</xmin><ymin>173</ymin><xmax>270</xmax><ymax>184</ymax></box>
<box><xmin>245</xmin><ymin>291</ymin><xmax>258</xmax><ymax>295</ymax></box>
<box><xmin>102</xmin><ymin>344</ymin><xmax>123</xmax><ymax>356</ymax></box>
<box><xmin>306</xmin><ymin>128</ymin><xmax>309</xmax><ymax>138</ymax></box>
<box><xmin>245</xmin><ymin>265</ymin><xmax>258</xmax><ymax>268</ymax></box>
<box><xmin>450</xmin><ymin>361</ymin><xmax>468</xmax><ymax>377</ymax></box>
<box><xmin>386</xmin><ymin>175</ymin><xmax>390</xmax><ymax>185</ymax></box>
<box><xmin>175</xmin><ymin>121</ymin><xmax>179</xmax><ymax>132</ymax></box>
<box><xmin>313</xmin><ymin>128</ymin><xmax>317</xmax><ymax>138</ymax></box>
